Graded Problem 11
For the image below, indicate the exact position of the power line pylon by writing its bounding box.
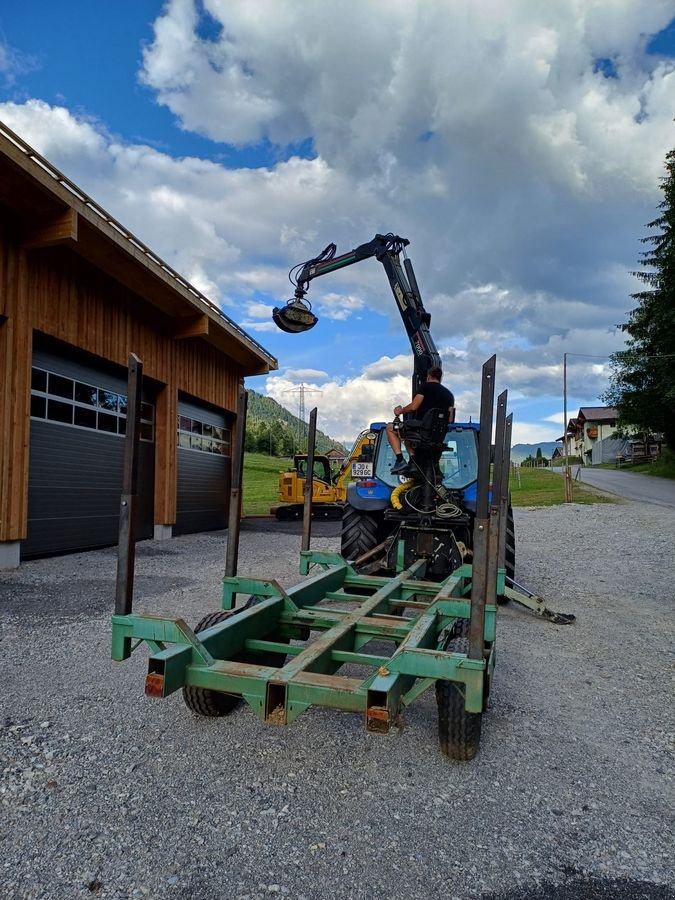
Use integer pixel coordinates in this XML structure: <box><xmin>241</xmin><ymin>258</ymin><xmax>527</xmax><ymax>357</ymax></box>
<box><xmin>284</xmin><ymin>384</ymin><xmax>322</xmax><ymax>450</ymax></box>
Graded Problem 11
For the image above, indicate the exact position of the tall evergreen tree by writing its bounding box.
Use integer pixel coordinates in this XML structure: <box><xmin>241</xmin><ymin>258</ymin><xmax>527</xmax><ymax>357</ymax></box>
<box><xmin>605</xmin><ymin>147</ymin><xmax>675</xmax><ymax>450</ymax></box>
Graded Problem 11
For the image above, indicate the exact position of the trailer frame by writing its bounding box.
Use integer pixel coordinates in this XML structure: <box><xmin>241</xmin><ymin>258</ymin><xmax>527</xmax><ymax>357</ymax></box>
<box><xmin>111</xmin><ymin>355</ymin><xmax>517</xmax><ymax>760</ymax></box>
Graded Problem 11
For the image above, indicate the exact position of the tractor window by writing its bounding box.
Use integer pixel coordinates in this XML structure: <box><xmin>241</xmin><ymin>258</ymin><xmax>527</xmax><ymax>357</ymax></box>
<box><xmin>375</xmin><ymin>437</ymin><xmax>403</xmax><ymax>487</ymax></box>
<box><xmin>438</xmin><ymin>430</ymin><xmax>478</xmax><ymax>489</ymax></box>
<box><xmin>375</xmin><ymin>427</ymin><xmax>479</xmax><ymax>490</ymax></box>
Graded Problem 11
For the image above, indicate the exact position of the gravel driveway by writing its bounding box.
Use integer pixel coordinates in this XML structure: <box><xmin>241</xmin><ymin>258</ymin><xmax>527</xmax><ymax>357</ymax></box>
<box><xmin>1</xmin><ymin>506</ymin><xmax>673</xmax><ymax>900</ymax></box>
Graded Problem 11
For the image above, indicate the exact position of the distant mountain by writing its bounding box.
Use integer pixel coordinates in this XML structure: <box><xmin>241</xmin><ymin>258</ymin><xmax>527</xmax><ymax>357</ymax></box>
<box><xmin>510</xmin><ymin>441</ymin><xmax>560</xmax><ymax>463</ymax></box>
<box><xmin>247</xmin><ymin>390</ymin><xmax>348</xmax><ymax>456</ymax></box>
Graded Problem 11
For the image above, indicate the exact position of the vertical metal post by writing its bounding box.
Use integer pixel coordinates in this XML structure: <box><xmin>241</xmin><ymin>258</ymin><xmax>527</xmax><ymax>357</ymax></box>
<box><xmin>301</xmin><ymin>408</ymin><xmax>318</xmax><ymax>552</ymax></box>
<box><xmin>563</xmin><ymin>352</ymin><xmax>572</xmax><ymax>503</ymax></box>
<box><xmin>115</xmin><ymin>353</ymin><xmax>143</xmax><ymax>616</ymax></box>
<box><xmin>486</xmin><ymin>390</ymin><xmax>508</xmax><ymax>600</ymax></box>
<box><xmin>225</xmin><ymin>385</ymin><xmax>248</xmax><ymax>578</ymax></box>
<box><xmin>468</xmin><ymin>356</ymin><xmax>496</xmax><ymax>661</ymax></box>
<box><xmin>496</xmin><ymin>413</ymin><xmax>513</xmax><ymax>571</ymax></box>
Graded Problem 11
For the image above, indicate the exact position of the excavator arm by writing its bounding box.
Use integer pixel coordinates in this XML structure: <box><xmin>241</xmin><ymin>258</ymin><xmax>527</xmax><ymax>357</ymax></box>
<box><xmin>274</xmin><ymin>233</ymin><xmax>441</xmax><ymax>397</ymax></box>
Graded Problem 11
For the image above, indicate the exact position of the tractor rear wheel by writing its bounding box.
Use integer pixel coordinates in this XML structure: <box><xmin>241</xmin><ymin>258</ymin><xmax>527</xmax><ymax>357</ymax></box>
<box><xmin>435</xmin><ymin>621</ymin><xmax>482</xmax><ymax>761</ymax></box>
<box><xmin>340</xmin><ymin>505</ymin><xmax>380</xmax><ymax>561</ymax></box>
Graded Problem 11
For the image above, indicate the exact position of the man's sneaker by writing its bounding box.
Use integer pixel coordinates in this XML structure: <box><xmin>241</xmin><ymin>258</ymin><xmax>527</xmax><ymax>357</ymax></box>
<box><xmin>390</xmin><ymin>458</ymin><xmax>409</xmax><ymax>475</ymax></box>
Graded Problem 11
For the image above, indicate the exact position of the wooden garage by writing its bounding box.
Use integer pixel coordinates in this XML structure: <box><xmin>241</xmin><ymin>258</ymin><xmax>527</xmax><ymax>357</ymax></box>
<box><xmin>0</xmin><ymin>121</ymin><xmax>277</xmax><ymax>567</ymax></box>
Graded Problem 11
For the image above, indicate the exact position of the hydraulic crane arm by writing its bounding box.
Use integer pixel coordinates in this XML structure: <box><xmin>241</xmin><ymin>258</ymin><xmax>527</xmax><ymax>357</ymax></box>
<box><xmin>274</xmin><ymin>233</ymin><xmax>442</xmax><ymax>396</ymax></box>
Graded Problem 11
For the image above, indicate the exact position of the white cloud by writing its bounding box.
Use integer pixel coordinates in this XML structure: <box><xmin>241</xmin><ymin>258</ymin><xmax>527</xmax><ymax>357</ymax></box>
<box><xmin>0</xmin><ymin>38</ymin><xmax>37</xmax><ymax>86</ymax></box>
<box><xmin>141</xmin><ymin>0</ymin><xmax>674</xmax><ymax>196</ymax></box>
<box><xmin>281</xmin><ymin>368</ymin><xmax>329</xmax><ymax>381</ymax></box>
<box><xmin>316</xmin><ymin>292</ymin><xmax>366</xmax><ymax>321</ymax></box>
<box><xmin>510</xmin><ymin>422</ymin><xmax>564</xmax><ymax>445</ymax></box>
<box><xmin>246</xmin><ymin>301</ymin><xmax>275</xmax><ymax>318</ymax></box>
<box><xmin>1</xmin><ymin>0</ymin><xmax>673</xmax><ymax>443</ymax></box>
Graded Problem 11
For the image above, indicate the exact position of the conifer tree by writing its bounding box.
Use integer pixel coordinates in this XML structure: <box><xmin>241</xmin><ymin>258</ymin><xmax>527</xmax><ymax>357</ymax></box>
<box><xmin>605</xmin><ymin>147</ymin><xmax>675</xmax><ymax>449</ymax></box>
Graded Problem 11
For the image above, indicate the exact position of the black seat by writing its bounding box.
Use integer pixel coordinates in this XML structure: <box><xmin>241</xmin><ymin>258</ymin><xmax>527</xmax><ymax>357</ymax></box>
<box><xmin>400</xmin><ymin>408</ymin><xmax>448</xmax><ymax>450</ymax></box>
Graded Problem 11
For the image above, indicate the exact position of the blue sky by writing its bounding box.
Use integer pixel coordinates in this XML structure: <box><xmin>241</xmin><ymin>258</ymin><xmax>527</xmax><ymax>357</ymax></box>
<box><xmin>1</xmin><ymin>1</ymin><xmax>674</xmax><ymax>446</ymax></box>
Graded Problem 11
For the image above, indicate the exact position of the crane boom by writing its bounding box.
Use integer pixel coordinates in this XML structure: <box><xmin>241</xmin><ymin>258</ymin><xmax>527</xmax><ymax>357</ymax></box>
<box><xmin>275</xmin><ymin>233</ymin><xmax>441</xmax><ymax>398</ymax></box>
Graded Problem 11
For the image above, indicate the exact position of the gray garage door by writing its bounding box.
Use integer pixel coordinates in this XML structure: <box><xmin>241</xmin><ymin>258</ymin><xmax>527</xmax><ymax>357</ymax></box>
<box><xmin>22</xmin><ymin>342</ymin><xmax>155</xmax><ymax>559</ymax></box>
<box><xmin>175</xmin><ymin>396</ymin><xmax>231</xmax><ymax>536</ymax></box>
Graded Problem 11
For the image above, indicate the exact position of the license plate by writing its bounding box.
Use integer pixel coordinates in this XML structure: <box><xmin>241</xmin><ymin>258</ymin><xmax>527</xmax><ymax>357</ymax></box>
<box><xmin>352</xmin><ymin>462</ymin><xmax>373</xmax><ymax>478</ymax></box>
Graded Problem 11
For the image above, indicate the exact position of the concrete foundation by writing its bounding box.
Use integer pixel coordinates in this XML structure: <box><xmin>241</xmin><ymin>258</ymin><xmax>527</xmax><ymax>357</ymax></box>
<box><xmin>153</xmin><ymin>524</ymin><xmax>173</xmax><ymax>541</ymax></box>
<box><xmin>0</xmin><ymin>541</ymin><xmax>20</xmax><ymax>569</ymax></box>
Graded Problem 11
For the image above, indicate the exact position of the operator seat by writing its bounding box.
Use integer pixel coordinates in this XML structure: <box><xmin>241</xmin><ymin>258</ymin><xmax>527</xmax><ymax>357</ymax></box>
<box><xmin>399</xmin><ymin>408</ymin><xmax>448</xmax><ymax>480</ymax></box>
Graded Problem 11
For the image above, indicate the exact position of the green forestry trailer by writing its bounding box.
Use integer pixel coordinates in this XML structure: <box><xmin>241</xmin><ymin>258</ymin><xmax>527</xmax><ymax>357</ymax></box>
<box><xmin>111</xmin><ymin>353</ymin><xmax>512</xmax><ymax>760</ymax></box>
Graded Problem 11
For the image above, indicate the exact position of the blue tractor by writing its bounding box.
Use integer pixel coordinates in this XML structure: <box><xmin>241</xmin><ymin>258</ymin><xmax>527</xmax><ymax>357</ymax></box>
<box><xmin>273</xmin><ymin>233</ymin><xmax>516</xmax><ymax>584</ymax></box>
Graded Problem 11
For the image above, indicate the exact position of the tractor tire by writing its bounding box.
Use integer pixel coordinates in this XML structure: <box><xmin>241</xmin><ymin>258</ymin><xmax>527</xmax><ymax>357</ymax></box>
<box><xmin>435</xmin><ymin>627</ymin><xmax>482</xmax><ymax>761</ymax></box>
<box><xmin>497</xmin><ymin>504</ymin><xmax>516</xmax><ymax>605</ymax></box>
<box><xmin>183</xmin><ymin>602</ymin><xmax>286</xmax><ymax>718</ymax></box>
<box><xmin>340</xmin><ymin>505</ymin><xmax>380</xmax><ymax>562</ymax></box>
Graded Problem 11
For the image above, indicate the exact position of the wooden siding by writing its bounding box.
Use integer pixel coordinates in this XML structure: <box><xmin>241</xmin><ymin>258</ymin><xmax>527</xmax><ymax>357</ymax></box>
<box><xmin>25</xmin><ymin>246</ymin><xmax>242</xmax><ymax>408</ymax></box>
<box><xmin>0</xmin><ymin>230</ymin><xmax>245</xmax><ymax>540</ymax></box>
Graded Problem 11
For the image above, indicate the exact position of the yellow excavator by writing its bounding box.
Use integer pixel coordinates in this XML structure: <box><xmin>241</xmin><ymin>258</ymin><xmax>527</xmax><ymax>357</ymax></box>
<box><xmin>272</xmin><ymin>428</ymin><xmax>376</xmax><ymax>520</ymax></box>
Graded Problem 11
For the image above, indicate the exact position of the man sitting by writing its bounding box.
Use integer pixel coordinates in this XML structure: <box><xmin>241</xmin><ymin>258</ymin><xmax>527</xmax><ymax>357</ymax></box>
<box><xmin>387</xmin><ymin>366</ymin><xmax>455</xmax><ymax>477</ymax></box>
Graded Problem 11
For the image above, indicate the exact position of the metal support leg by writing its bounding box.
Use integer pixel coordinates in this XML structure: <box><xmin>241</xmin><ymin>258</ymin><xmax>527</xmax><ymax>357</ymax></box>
<box><xmin>302</xmin><ymin>408</ymin><xmax>318</xmax><ymax>552</ymax></box>
<box><xmin>115</xmin><ymin>353</ymin><xmax>143</xmax><ymax>617</ymax></box>
<box><xmin>225</xmin><ymin>385</ymin><xmax>248</xmax><ymax>579</ymax></box>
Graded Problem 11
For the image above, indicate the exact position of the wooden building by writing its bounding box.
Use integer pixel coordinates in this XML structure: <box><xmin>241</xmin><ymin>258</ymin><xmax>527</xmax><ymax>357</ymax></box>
<box><xmin>0</xmin><ymin>122</ymin><xmax>277</xmax><ymax>568</ymax></box>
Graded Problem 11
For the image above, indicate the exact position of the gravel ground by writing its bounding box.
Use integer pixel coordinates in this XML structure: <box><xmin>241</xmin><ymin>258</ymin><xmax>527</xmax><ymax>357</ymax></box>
<box><xmin>0</xmin><ymin>505</ymin><xmax>673</xmax><ymax>900</ymax></box>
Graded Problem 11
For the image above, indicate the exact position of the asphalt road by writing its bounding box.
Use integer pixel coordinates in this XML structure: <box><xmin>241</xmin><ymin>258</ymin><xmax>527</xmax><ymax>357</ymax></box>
<box><xmin>553</xmin><ymin>466</ymin><xmax>675</xmax><ymax>508</ymax></box>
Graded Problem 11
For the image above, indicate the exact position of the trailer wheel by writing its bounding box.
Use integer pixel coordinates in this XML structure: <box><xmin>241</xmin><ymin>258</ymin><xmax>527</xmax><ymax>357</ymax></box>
<box><xmin>435</xmin><ymin>622</ymin><xmax>482</xmax><ymax>761</ymax></box>
<box><xmin>497</xmin><ymin>504</ymin><xmax>516</xmax><ymax>605</ymax></box>
<box><xmin>183</xmin><ymin>610</ymin><xmax>241</xmax><ymax>717</ymax></box>
<box><xmin>183</xmin><ymin>606</ymin><xmax>286</xmax><ymax>718</ymax></box>
<box><xmin>340</xmin><ymin>505</ymin><xmax>380</xmax><ymax>561</ymax></box>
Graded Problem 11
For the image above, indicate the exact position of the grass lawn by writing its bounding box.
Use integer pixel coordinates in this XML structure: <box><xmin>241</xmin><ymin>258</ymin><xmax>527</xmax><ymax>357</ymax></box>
<box><xmin>628</xmin><ymin>453</ymin><xmax>675</xmax><ymax>479</ymax></box>
<box><xmin>510</xmin><ymin>466</ymin><xmax>616</xmax><ymax>507</ymax></box>
<box><xmin>590</xmin><ymin>450</ymin><xmax>675</xmax><ymax>480</ymax></box>
<box><xmin>242</xmin><ymin>452</ymin><xmax>290</xmax><ymax>516</ymax></box>
<box><xmin>241</xmin><ymin>452</ymin><xmax>616</xmax><ymax>514</ymax></box>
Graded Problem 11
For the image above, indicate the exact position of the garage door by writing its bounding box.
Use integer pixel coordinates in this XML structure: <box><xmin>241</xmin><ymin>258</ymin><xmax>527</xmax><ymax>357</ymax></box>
<box><xmin>175</xmin><ymin>396</ymin><xmax>231</xmax><ymax>535</ymax></box>
<box><xmin>22</xmin><ymin>343</ymin><xmax>155</xmax><ymax>559</ymax></box>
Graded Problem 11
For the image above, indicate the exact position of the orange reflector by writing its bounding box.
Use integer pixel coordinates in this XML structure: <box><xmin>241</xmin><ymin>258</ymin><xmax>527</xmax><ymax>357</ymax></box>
<box><xmin>144</xmin><ymin>673</ymin><xmax>165</xmax><ymax>698</ymax></box>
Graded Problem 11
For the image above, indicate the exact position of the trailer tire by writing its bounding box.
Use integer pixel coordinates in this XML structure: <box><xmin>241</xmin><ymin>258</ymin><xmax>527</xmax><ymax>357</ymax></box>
<box><xmin>183</xmin><ymin>610</ymin><xmax>241</xmax><ymax>717</ymax></box>
<box><xmin>435</xmin><ymin>624</ymin><xmax>482</xmax><ymax>761</ymax></box>
<box><xmin>341</xmin><ymin>505</ymin><xmax>380</xmax><ymax>562</ymax></box>
<box><xmin>183</xmin><ymin>605</ymin><xmax>286</xmax><ymax>718</ymax></box>
<box><xmin>497</xmin><ymin>504</ymin><xmax>516</xmax><ymax>605</ymax></box>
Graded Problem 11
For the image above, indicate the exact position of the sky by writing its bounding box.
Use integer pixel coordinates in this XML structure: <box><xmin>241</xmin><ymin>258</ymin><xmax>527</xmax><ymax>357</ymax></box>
<box><xmin>1</xmin><ymin>1</ymin><xmax>674</xmax><ymax>448</ymax></box>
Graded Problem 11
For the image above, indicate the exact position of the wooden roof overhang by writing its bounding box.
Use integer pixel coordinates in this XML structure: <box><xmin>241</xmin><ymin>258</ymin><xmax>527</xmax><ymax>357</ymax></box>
<box><xmin>0</xmin><ymin>121</ymin><xmax>277</xmax><ymax>376</ymax></box>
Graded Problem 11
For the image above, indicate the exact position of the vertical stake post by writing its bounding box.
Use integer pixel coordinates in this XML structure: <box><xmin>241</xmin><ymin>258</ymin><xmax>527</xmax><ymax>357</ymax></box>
<box><xmin>486</xmin><ymin>390</ymin><xmax>508</xmax><ymax>601</ymax></box>
<box><xmin>496</xmin><ymin>413</ymin><xmax>513</xmax><ymax>574</ymax></box>
<box><xmin>563</xmin><ymin>352</ymin><xmax>573</xmax><ymax>503</ymax></box>
<box><xmin>225</xmin><ymin>385</ymin><xmax>248</xmax><ymax>578</ymax></box>
<box><xmin>115</xmin><ymin>353</ymin><xmax>143</xmax><ymax>616</ymax></box>
<box><xmin>301</xmin><ymin>408</ymin><xmax>318</xmax><ymax>552</ymax></box>
<box><xmin>468</xmin><ymin>355</ymin><xmax>496</xmax><ymax>661</ymax></box>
